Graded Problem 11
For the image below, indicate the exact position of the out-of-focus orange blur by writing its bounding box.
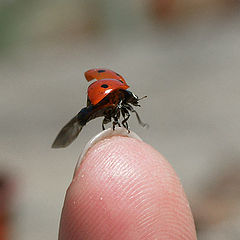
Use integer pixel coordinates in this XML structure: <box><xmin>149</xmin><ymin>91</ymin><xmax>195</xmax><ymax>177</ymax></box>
<box><xmin>150</xmin><ymin>0</ymin><xmax>240</xmax><ymax>21</ymax></box>
<box><xmin>0</xmin><ymin>174</ymin><xmax>15</xmax><ymax>240</ymax></box>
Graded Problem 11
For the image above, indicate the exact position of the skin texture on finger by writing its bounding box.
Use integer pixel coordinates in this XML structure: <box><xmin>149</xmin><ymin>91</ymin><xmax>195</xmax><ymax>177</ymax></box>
<box><xmin>59</xmin><ymin>136</ymin><xmax>197</xmax><ymax>240</ymax></box>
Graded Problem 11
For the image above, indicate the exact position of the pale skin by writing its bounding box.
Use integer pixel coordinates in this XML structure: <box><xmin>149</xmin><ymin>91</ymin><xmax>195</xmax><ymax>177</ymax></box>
<box><xmin>59</xmin><ymin>136</ymin><xmax>197</xmax><ymax>240</ymax></box>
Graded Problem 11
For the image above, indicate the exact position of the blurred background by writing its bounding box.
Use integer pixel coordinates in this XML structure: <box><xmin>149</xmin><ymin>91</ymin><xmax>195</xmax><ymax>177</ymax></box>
<box><xmin>1</xmin><ymin>0</ymin><xmax>240</xmax><ymax>239</ymax></box>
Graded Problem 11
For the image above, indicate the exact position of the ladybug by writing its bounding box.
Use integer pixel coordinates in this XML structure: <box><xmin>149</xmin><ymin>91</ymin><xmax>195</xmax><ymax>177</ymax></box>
<box><xmin>52</xmin><ymin>68</ymin><xmax>147</xmax><ymax>148</ymax></box>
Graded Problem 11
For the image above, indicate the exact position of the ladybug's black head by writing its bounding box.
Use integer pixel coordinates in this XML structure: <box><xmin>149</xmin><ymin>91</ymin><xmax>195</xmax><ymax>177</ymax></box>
<box><xmin>123</xmin><ymin>90</ymin><xmax>147</xmax><ymax>106</ymax></box>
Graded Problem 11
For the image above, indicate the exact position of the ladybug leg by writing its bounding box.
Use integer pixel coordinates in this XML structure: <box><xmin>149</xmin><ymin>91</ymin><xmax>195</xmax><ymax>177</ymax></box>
<box><xmin>121</xmin><ymin>108</ymin><xmax>130</xmax><ymax>132</ymax></box>
<box><xmin>113</xmin><ymin>116</ymin><xmax>121</xmax><ymax>128</ymax></box>
<box><xmin>102</xmin><ymin>116</ymin><xmax>111</xmax><ymax>130</ymax></box>
<box><xmin>124</xmin><ymin>104</ymin><xmax>148</xmax><ymax>128</ymax></box>
<box><xmin>102</xmin><ymin>121</ymin><xmax>105</xmax><ymax>130</ymax></box>
<box><xmin>116</xmin><ymin>111</ymin><xmax>121</xmax><ymax>127</ymax></box>
<box><xmin>111</xmin><ymin>107</ymin><xmax>121</xmax><ymax>130</ymax></box>
<box><xmin>112</xmin><ymin>111</ymin><xmax>121</xmax><ymax>130</ymax></box>
<box><xmin>112</xmin><ymin>117</ymin><xmax>119</xmax><ymax>130</ymax></box>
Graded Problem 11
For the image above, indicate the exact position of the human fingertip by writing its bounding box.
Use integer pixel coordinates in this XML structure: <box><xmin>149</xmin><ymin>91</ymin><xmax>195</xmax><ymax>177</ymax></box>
<box><xmin>60</xmin><ymin>133</ymin><xmax>196</xmax><ymax>240</ymax></box>
<box><xmin>74</xmin><ymin>127</ymin><xmax>142</xmax><ymax>176</ymax></box>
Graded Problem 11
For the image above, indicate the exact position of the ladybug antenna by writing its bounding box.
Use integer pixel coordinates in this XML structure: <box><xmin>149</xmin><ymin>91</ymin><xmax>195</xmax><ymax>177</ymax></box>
<box><xmin>138</xmin><ymin>95</ymin><xmax>147</xmax><ymax>101</ymax></box>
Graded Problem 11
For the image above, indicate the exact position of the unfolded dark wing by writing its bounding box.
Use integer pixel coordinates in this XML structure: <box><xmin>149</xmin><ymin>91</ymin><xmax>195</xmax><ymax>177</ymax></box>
<box><xmin>51</xmin><ymin>115</ymin><xmax>83</xmax><ymax>148</ymax></box>
<box><xmin>52</xmin><ymin>103</ymin><xmax>107</xmax><ymax>148</ymax></box>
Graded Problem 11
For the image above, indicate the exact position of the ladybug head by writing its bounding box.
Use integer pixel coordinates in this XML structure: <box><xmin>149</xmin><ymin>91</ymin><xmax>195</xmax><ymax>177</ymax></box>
<box><xmin>123</xmin><ymin>90</ymin><xmax>147</xmax><ymax>107</ymax></box>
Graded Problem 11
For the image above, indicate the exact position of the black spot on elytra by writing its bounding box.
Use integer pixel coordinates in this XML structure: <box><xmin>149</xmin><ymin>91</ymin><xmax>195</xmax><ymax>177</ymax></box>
<box><xmin>101</xmin><ymin>84</ymin><xmax>109</xmax><ymax>88</ymax></box>
<box><xmin>98</xmin><ymin>70</ymin><xmax>106</xmax><ymax>73</ymax></box>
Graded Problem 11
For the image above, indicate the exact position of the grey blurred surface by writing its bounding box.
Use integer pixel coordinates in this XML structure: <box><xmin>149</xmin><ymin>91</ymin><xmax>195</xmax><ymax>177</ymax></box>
<box><xmin>1</xmin><ymin>2</ymin><xmax>240</xmax><ymax>239</ymax></box>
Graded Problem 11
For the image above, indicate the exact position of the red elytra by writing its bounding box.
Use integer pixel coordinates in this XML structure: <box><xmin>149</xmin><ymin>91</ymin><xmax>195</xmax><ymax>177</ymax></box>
<box><xmin>85</xmin><ymin>68</ymin><xmax>127</xmax><ymax>84</ymax></box>
<box><xmin>85</xmin><ymin>68</ymin><xmax>129</xmax><ymax>105</ymax></box>
<box><xmin>87</xmin><ymin>79</ymin><xmax>129</xmax><ymax>105</ymax></box>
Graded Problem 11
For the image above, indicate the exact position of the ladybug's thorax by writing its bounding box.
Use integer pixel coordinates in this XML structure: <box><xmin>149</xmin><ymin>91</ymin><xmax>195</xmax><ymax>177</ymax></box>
<box><xmin>87</xmin><ymin>79</ymin><xmax>129</xmax><ymax>105</ymax></box>
<box><xmin>106</xmin><ymin>89</ymin><xmax>125</xmax><ymax>105</ymax></box>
